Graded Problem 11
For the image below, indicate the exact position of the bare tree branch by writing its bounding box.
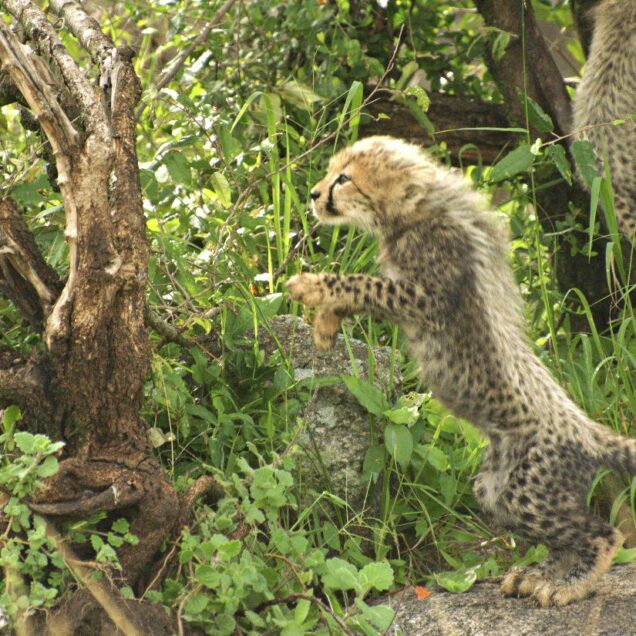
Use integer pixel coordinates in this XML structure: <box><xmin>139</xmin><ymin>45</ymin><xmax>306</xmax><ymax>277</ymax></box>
<box><xmin>0</xmin><ymin>23</ymin><xmax>79</xmax><ymax>158</ymax></box>
<box><xmin>0</xmin><ymin>198</ymin><xmax>62</xmax><ymax>331</ymax></box>
<box><xmin>363</xmin><ymin>90</ymin><xmax>519</xmax><ymax>165</ymax></box>
<box><xmin>3</xmin><ymin>0</ymin><xmax>106</xmax><ymax>135</ymax></box>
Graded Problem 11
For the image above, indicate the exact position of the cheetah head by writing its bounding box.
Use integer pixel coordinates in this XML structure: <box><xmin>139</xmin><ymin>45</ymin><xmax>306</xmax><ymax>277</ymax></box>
<box><xmin>310</xmin><ymin>135</ymin><xmax>437</xmax><ymax>233</ymax></box>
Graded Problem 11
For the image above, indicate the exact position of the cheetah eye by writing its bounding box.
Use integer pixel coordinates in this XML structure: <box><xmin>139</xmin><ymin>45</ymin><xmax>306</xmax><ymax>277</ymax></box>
<box><xmin>335</xmin><ymin>174</ymin><xmax>351</xmax><ymax>185</ymax></box>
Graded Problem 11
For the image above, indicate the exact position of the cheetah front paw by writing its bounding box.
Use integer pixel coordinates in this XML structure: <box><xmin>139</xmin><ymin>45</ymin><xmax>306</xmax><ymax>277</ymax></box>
<box><xmin>313</xmin><ymin>307</ymin><xmax>341</xmax><ymax>351</ymax></box>
<box><xmin>285</xmin><ymin>273</ymin><xmax>329</xmax><ymax>307</ymax></box>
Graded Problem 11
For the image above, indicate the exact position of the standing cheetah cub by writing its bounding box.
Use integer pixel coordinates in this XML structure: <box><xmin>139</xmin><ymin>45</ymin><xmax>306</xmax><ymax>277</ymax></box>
<box><xmin>286</xmin><ymin>136</ymin><xmax>636</xmax><ymax>607</ymax></box>
<box><xmin>572</xmin><ymin>0</ymin><xmax>636</xmax><ymax>239</ymax></box>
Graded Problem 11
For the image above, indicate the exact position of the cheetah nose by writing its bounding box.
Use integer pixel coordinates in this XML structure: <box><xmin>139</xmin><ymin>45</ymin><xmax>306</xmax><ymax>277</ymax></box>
<box><xmin>310</xmin><ymin>190</ymin><xmax>320</xmax><ymax>201</ymax></box>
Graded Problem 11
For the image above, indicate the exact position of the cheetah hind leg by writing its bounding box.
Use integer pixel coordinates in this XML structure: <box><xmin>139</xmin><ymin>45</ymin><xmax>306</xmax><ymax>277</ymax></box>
<box><xmin>500</xmin><ymin>548</ymin><xmax>576</xmax><ymax>598</ymax></box>
<box><xmin>532</xmin><ymin>528</ymin><xmax>624</xmax><ymax>608</ymax></box>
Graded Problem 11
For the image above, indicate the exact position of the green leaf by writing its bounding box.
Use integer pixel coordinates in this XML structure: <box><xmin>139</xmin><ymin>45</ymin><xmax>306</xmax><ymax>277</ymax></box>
<box><xmin>359</xmin><ymin>562</ymin><xmax>394</xmax><ymax>594</ymax></box>
<box><xmin>433</xmin><ymin>568</ymin><xmax>477</xmax><ymax>593</ymax></box>
<box><xmin>571</xmin><ymin>140</ymin><xmax>599</xmax><ymax>187</ymax></box>
<box><xmin>210</xmin><ymin>172</ymin><xmax>232</xmax><ymax>208</ymax></box>
<box><xmin>491</xmin><ymin>30</ymin><xmax>511</xmax><ymax>62</ymax></box>
<box><xmin>416</xmin><ymin>444</ymin><xmax>449</xmax><ymax>471</ymax></box>
<box><xmin>489</xmin><ymin>145</ymin><xmax>535</xmax><ymax>182</ymax></box>
<box><xmin>184</xmin><ymin>592</ymin><xmax>209</xmax><ymax>615</ymax></box>
<box><xmin>14</xmin><ymin>431</ymin><xmax>35</xmax><ymax>454</ymax></box>
<box><xmin>322</xmin><ymin>558</ymin><xmax>360</xmax><ymax>592</ymax></box>
<box><xmin>404</xmin><ymin>85</ymin><xmax>430</xmax><ymax>112</ymax></box>
<box><xmin>276</xmin><ymin>80</ymin><xmax>323</xmax><ymax>111</ymax></box>
<box><xmin>354</xmin><ymin>599</ymin><xmax>395</xmax><ymax>631</ymax></box>
<box><xmin>363</xmin><ymin>444</ymin><xmax>386</xmax><ymax>474</ymax></box>
<box><xmin>614</xmin><ymin>547</ymin><xmax>636</xmax><ymax>564</ymax></box>
<box><xmin>294</xmin><ymin>598</ymin><xmax>311</xmax><ymax>624</ymax></box>
<box><xmin>396</xmin><ymin>60</ymin><xmax>419</xmax><ymax>90</ymax></box>
<box><xmin>547</xmin><ymin>144</ymin><xmax>572</xmax><ymax>185</ymax></box>
<box><xmin>384</xmin><ymin>404</ymin><xmax>419</xmax><ymax>425</ymax></box>
<box><xmin>342</xmin><ymin>376</ymin><xmax>389</xmax><ymax>416</ymax></box>
<box><xmin>384</xmin><ymin>423</ymin><xmax>413</xmax><ymax>469</ymax></box>
<box><xmin>163</xmin><ymin>150</ymin><xmax>191</xmax><ymax>185</ymax></box>
<box><xmin>2</xmin><ymin>405</ymin><xmax>22</xmax><ymax>433</ymax></box>
<box><xmin>195</xmin><ymin>563</ymin><xmax>221</xmax><ymax>589</ymax></box>
<box><xmin>36</xmin><ymin>456</ymin><xmax>59</xmax><ymax>479</ymax></box>
<box><xmin>526</xmin><ymin>96</ymin><xmax>553</xmax><ymax>133</ymax></box>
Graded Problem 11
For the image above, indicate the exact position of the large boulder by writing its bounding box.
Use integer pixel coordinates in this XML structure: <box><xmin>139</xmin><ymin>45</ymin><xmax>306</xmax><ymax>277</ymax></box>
<box><xmin>257</xmin><ymin>315</ymin><xmax>402</xmax><ymax>512</ymax></box>
<box><xmin>385</xmin><ymin>565</ymin><xmax>636</xmax><ymax>636</ymax></box>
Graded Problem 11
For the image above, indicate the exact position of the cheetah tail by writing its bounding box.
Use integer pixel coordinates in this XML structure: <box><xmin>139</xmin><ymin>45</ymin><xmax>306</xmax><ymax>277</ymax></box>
<box><xmin>590</xmin><ymin>423</ymin><xmax>636</xmax><ymax>475</ymax></box>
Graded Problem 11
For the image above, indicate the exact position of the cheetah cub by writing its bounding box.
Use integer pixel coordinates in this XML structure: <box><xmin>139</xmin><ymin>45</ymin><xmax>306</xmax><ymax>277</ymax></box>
<box><xmin>286</xmin><ymin>136</ymin><xmax>636</xmax><ymax>607</ymax></box>
<box><xmin>572</xmin><ymin>0</ymin><xmax>636</xmax><ymax>239</ymax></box>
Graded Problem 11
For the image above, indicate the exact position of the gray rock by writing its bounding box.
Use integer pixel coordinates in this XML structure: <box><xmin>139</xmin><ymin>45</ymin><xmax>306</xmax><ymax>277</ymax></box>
<box><xmin>385</xmin><ymin>565</ymin><xmax>636</xmax><ymax>636</ymax></box>
<box><xmin>256</xmin><ymin>315</ymin><xmax>402</xmax><ymax>512</ymax></box>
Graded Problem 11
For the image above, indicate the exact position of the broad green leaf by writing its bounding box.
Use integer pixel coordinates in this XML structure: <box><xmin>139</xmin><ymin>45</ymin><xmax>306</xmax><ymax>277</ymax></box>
<box><xmin>322</xmin><ymin>558</ymin><xmax>360</xmax><ymax>592</ymax></box>
<box><xmin>14</xmin><ymin>431</ymin><xmax>35</xmax><ymax>454</ymax></box>
<box><xmin>163</xmin><ymin>150</ymin><xmax>191</xmax><ymax>185</ymax></box>
<box><xmin>294</xmin><ymin>598</ymin><xmax>311</xmax><ymax>624</ymax></box>
<box><xmin>384</xmin><ymin>423</ymin><xmax>413</xmax><ymax>469</ymax></box>
<box><xmin>184</xmin><ymin>593</ymin><xmax>209</xmax><ymax>615</ymax></box>
<box><xmin>3</xmin><ymin>405</ymin><xmax>22</xmax><ymax>433</ymax></box>
<box><xmin>404</xmin><ymin>85</ymin><xmax>430</xmax><ymax>112</ymax></box>
<box><xmin>614</xmin><ymin>547</ymin><xmax>636</xmax><ymax>564</ymax></box>
<box><xmin>489</xmin><ymin>145</ymin><xmax>534</xmax><ymax>182</ymax></box>
<box><xmin>547</xmin><ymin>144</ymin><xmax>572</xmax><ymax>184</ymax></box>
<box><xmin>37</xmin><ymin>456</ymin><xmax>59</xmax><ymax>479</ymax></box>
<box><xmin>210</xmin><ymin>172</ymin><xmax>232</xmax><ymax>208</ymax></box>
<box><xmin>397</xmin><ymin>60</ymin><xmax>419</xmax><ymax>90</ymax></box>
<box><xmin>354</xmin><ymin>598</ymin><xmax>395</xmax><ymax>631</ymax></box>
<box><xmin>384</xmin><ymin>404</ymin><xmax>419</xmax><ymax>425</ymax></box>
<box><xmin>342</xmin><ymin>376</ymin><xmax>390</xmax><ymax>416</ymax></box>
<box><xmin>363</xmin><ymin>444</ymin><xmax>386</xmax><ymax>474</ymax></box>
<box><xmin>359</xmin><ymin>561</ymin><xmax>394</xmax><ymax>593</ymax></box>
<box><xmin>526</xmin><ymin>96</ymin><xmax>553</xmax><ymax>133</ymax></box>
<box><xmin>571</xmin><ymin>140</ymin><xmax>599</xmax><ymax>187</ymax></box>
<box><xmin>433</xmin><ymin>568</ymin><xmax>477</xmax><ymax>593</ymax></box>
<box><xmin>491</xmin><ymin>31</ymin><xmax>511</xmax><ymax>61</ymax></box>
<box><xmin>416</xmin><ymin>444</ymin><xmax>449</xmax><ymax>471</ymax></box>
<box><xmin>277</xmin><ymin>80</ymin><xmax>323</xmax><ymax>111</ymax></box>
<box><xmin>195</xmin><ymin>563</ymin><xmax>221</xmax><ymax>589</ymax></box>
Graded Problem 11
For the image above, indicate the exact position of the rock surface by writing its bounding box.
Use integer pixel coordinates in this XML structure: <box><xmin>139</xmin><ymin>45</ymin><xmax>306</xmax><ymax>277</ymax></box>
<box><xmin>257</xmin><ymin>315</ymin><xmax>402</xmax><ymax>511</ymax></box>
<box><xmin>385</xmin><ymin>565</ymin><xmax>636</xmax><ymax>636</ymax></box>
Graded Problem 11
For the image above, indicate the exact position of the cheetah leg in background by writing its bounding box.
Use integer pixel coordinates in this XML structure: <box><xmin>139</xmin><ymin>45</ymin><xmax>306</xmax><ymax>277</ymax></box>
<box><xmin>286</xmin><ymin>272</ymin><xmax>444</xmax><ymax>350</ymax></box>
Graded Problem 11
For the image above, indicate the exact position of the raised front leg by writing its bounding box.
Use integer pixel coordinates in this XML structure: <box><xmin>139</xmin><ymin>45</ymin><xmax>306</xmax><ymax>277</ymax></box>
<box><xmin>285</xmin><ymin>272</ymin><xmax>444</xmax><ymax>350</ymax></box>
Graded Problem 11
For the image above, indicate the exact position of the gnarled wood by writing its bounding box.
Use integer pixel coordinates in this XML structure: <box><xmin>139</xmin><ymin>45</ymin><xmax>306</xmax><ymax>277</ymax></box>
<box><xmin>0</xmin><ymin>2</ymin><xmax>184</xmax><ymax>632</ymax></box>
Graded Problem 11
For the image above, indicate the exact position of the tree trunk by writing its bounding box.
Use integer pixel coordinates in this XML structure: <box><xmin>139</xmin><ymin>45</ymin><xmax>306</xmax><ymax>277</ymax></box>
<box><xmin>0</xmin><ymin>1</ymin><xmax>207</xmax><ymax>632</ymax></box>
<box><xmin>471</xmin><ymin>0</ymin><xmax>631</xmax><ymax>329</ymax></box>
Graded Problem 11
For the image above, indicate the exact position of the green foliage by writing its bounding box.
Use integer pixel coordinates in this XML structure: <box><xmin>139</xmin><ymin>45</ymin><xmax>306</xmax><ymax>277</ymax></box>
<box><xmin>150</xmin><ymin>458</ymin><xmax>395</xmax><ymax>634</ymax></box>
<box><xmin>0</xmin><ymin>426</ymin><xmax>64</xmax><ymax>620</ymax></box>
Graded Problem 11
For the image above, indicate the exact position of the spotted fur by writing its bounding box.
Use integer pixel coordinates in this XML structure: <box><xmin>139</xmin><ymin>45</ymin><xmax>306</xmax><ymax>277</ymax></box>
<box><xmin>286</xmin><ymin>135</ymin><xmax>636</xmax><ymax>607</ymax></box>
<box><xmin>572</xmin><ymin>0</ymin><xmax>636</xmax><ymax>239</ymax></box>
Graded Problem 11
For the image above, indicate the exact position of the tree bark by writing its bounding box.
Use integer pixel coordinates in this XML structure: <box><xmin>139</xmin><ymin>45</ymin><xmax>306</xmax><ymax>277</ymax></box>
<box><xmin>471</xmin><ymin>0</ymin><xmax>627</xmax><ymax>329</ymax></box>
<box><xmin>0</xmin><ymin>1</ymin><xmax>200</xmax><ymax>632</ymax></box>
